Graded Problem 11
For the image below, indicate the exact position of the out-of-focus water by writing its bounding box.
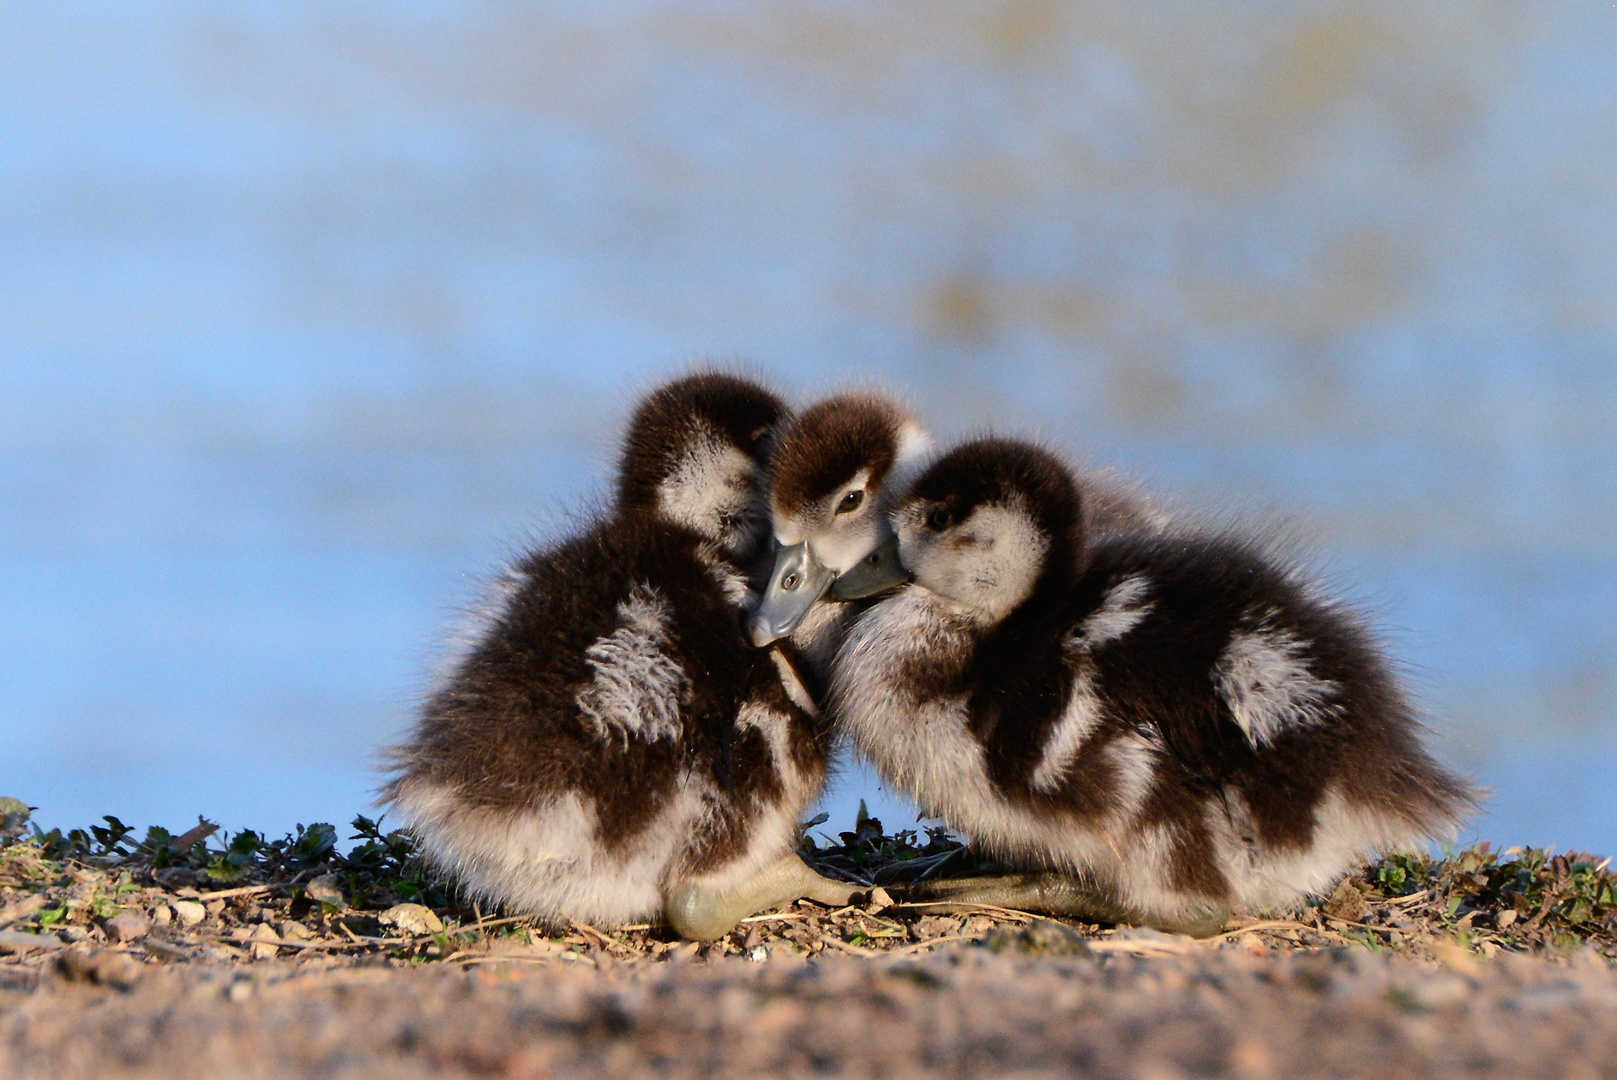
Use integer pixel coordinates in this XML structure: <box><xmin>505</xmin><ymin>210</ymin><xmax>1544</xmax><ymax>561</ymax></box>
<box><xmin>2</xmin><ymin>2</ymin><xmax>1614</xmax><ymax>852</ymax></box>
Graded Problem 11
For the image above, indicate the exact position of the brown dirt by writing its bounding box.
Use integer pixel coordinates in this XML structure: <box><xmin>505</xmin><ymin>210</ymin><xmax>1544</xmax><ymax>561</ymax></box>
<box><xmin>4</xmin><ymin>819</ymin><xmax>1616</xmax><ymax>1077</ymax></box>
<box><xmin>4</xmin><ymin>935</ymin><xmax>1617</xmax><ymax>1079</ymax></box>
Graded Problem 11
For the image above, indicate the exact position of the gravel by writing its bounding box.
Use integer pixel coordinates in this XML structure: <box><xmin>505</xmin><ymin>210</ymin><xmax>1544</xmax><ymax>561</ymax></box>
<box><xmin>2</xmin><ymin>941</ymin><xmax>1614</xmax><ymax>1079</ymax></box>
<box><xmin>4</xmin><ymin>818</ymin><xmax>1614</xmax><ymax>1077</ymax></box>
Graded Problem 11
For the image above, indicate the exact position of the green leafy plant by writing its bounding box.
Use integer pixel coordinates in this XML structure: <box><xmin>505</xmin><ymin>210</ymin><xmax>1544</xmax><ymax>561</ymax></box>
<box><xmin>207</xmin><ymin>831</ymin><xmax>264</xmax><ymax>883</ymax></box>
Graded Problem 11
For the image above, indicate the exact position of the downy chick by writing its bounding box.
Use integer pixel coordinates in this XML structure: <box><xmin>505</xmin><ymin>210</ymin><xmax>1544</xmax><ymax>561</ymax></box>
<box><xmin>748</xmin><ymin>393</ymin><xmax>933</xmax><ymax>676</ymax></box>
<box><xmin>384</xmin><ymin>373</ymin><xmax>858</xmax><ymax>940</ymax></box>
<box><xmin>749</xmin><ymin>393</ymin><xmax>1171</xmax><ymax>672</ymax></box>
<box><xmin>832</xmin><ymin>438</ymin><xmax>1476</xmax><ymax>935</ymax></box>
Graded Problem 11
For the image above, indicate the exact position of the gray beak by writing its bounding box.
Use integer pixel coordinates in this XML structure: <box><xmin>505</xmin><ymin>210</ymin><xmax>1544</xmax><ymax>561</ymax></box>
<box><xmin>748</xmin><ymin>541</ymin><xmax>838</xmax><ymax>646</ymax></box>
<box><xmin>829</xmin><ymin>534</ymin><xmax>911</xmax><ymax>601</ymax></box>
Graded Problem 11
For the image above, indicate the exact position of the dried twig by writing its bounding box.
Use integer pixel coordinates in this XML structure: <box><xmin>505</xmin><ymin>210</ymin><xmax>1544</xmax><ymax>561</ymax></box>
<box><xmin>172</xmin><ymin>870</ymin><xmax>315</xmax><ymax>903</ymax></box>
<box><xmin>169</xmin><ymin>819</ymin><xmax>221</xmax><ymax>853</ymax></box>
<box><xmin>890</xmin><ymin>901</ymin><xmax>1041</xmax><ymax>922</ymax></box>
<box><xmin>1208</xmin><ymin>920</ymin><xmax>1325</xmax><ymax>942</ymax></box>
<box><xmin>819</xmin><ymin>935</ymin><xmax>883</xmax><ymax>958</ymax></box>
<box><xmin>879</xmin><ymin>933</ymin><xmax>976</xmax><ymax>957</ymax></box>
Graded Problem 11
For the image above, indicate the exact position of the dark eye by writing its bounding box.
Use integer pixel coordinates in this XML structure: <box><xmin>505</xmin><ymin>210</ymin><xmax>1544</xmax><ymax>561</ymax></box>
<box><xmin>836</xmin><ymin>490</ymin><xmax>865</xmax><ymax>515</ymax></box>
<box><xmin>926</xmin><ymin>508</ymin><xmax>952</xmax><ymax>531</ymax></box>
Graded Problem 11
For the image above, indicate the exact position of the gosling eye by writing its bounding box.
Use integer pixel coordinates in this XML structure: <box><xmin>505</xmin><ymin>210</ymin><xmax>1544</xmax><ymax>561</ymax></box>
<box><xmin>926</xmin><ymin>507</ymin><xmax>953</xmax><ymax>531</ymax></box>
<box><xmin>836</xmin><ymin>489</ymin><xmax>865</xmax><ymax>515</ymax></box>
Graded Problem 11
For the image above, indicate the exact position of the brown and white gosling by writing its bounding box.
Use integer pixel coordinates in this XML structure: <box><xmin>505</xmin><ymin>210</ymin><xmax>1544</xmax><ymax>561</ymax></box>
<box><xmin>749</xmin><ymin>393</ymin><xmax>1171</xmax><ymax>670</ymax></box>
<box><xmin>383</xmin><ymin>374</ymin><xmax>858</xmax><ymax>940</ymax></box>
<box><xmin>747</xmin><ymin>393</ymin><xmax>934</xmax><ymax>671</ymax></box>
<box><xmin>831</xmin><ymin>438</ymin><xmax>1477</xmax><ymax>935</ymax></box>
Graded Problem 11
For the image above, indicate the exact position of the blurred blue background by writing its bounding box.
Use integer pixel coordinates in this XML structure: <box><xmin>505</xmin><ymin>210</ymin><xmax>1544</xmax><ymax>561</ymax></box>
<box><xmin>2</xmin><ymin>1</ymin><xmax>1613</xmax><ymax>852</ymax></box>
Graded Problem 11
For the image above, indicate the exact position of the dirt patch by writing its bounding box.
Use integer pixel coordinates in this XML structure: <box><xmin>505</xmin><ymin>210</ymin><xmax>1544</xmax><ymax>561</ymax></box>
<box><xmin>2</xmin><ymin>808</ymin><xmax>1616</xmax><ymax>1077</ymax></box>
<box><xmin>5</xmin><ymin>941</ymin><xmax>1617</xmax><ymax>1079</ymax></box>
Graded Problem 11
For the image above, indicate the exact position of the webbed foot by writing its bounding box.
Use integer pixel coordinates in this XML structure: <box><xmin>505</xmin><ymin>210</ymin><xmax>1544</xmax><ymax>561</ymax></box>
<box><xmin>905</xmin><ymin>872</ymin><xmax>1230</xmax><ymax>939</ymax></box>
<box><xmin>666</xmin><ymin>854</ymin><xmax>862</xmax><ymax>941</ymax></box>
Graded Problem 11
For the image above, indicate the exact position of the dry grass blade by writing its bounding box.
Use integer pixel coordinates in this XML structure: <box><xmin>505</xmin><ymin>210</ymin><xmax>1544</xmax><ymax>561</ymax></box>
<box><xmin>451</xmin><ymin>955</ymin><xmax>556</xmax><ymax>967</ymax></box>
<box><xmin>452</xmin><ymin>914</ymin><xmax>537</xmax><ymax>936</ymax></box>
<box><xmin>880</xmin><ymin>934</ymin><xmax>975</xmax><ymax>957</ymax></box>
<box><xmin>891</xmin><ymin>901</ymin><xmax>1041</xmax><ymax>922</ymax></box>
<box><xmin>1208</xmin><ymin>920</ymin><xmax>1322</xmax><ymax>942</ymax></box>
<box><xmin>173</xmin><ymin>873</ymin><xmax>315</xmax><ymax>902</ymax></box>
<box><xmin>168</xmin><ymin>819</ymin><xmax>220</xmax><ymax>852</ymax></box>
<box><xmin>569</xmin><ymin>919</ymin><xmax>614</xmax><ymax>948</ymax></box>
<box><xmin>819</xmin><ymin>936</ymin><xmax>883</xmax><ymax>958</ymax></box>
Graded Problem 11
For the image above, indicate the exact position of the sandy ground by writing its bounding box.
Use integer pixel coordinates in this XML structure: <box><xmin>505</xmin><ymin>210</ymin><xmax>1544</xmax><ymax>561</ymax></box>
<box><xmin>5</xmin><ymin>816</ymin><xmax>1615</xmax><ymax>1078</ymax></box>
<box><xmin>3</xmin><ymin>937</ymin><xmax>1616</xmax><ymax>1079</ymax></box>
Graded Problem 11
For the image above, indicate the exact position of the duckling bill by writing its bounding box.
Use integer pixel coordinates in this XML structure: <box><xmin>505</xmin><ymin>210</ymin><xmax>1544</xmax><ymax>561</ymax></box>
<box><xmin>832</xmin><ymin>438</ymin><xmax>1477</xmax><ymax>935</ymax></box>
<box><xmin>383</xmin><ymin>374</ymin><xmax>858</xmax><ymax>940</ymax></box>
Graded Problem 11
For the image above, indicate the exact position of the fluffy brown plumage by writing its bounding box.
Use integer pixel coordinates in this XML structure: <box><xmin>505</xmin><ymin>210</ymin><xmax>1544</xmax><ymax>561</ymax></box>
<box><xmin>833</xmin><ymin>438</ymin><xmax>1477</xmax><ymax>930</ymax></box>
<box><xmin>383</xmin><ymin>373</ymin><xmax>856</xmax><ymax>939</ymax></box>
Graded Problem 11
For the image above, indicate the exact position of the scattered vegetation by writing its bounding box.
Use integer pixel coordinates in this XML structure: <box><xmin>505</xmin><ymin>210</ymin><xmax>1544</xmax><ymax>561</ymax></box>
<box><xmin>1</xmin><ymin>799</ymin><xmax>1612</xmax><ymax>974</ymax></box>
<box><xmin>1337</xmin><ymin>844</ymin><xmax>1617</xmax><ymax>956</ymax></box>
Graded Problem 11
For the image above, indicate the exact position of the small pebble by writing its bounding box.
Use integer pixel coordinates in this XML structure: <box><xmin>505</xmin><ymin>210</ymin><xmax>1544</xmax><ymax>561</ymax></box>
<box><xmin>172</xmin><ymin>901</ymin><xmax>207</xmax><ymax>927</ymax></box>
<box><xmin>1323</xmin><ymin>879</ymin><xmax>1369</xmax><ymax>923</ymax></box>
<box><xmin>1021</xmin><ymin>919</ymin><xmax>1093</xmax><ymax>957</ymax></box>
<box><xmin>305</xmin><ymin>874</ymin><xmax>345</xmax><ymax>908</ymax></box>
<box><xmin>153</xmin><ymin>867</ymin><xmax>197</xmax><ymax>889</ymax></box>
<box><xmin>248</xmin><ymin>923</ymin><xmax>281</xmax><ymax>960</ymax></box>
<box><xmin>666</xmin><ymin>941</ymin><xmax>701</xmax><ymax>964</ymax></box>
<box><xmin>104</xmin><ymin>911</ymin><xmax>152</xmax><ymax>943</ymax></box>
<box><xmin>378</xmin><ymin>903</ymin><xmax>444</xmax><ymax>936</ymax></box>
<box><xmin>151</xmin><ymin>905</ymin><xmax>173</xmax><ymax>927</ymax></box>
<box><xmin>983</xmin><ymin>920</ymin><xmax>1092</xmax><ymax>957</ymax></box>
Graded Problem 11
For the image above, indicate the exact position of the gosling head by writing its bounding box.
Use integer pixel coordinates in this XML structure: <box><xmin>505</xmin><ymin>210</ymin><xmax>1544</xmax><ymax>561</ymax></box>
<box><xmin>894</xmin><ymin>439</ymin><xmax>1083</xmax><ymax>626</ymax></box>
<box><xmin>616</xmin><ymin>373</ymin><xmax>791</xmax><ymax>556</ymax></box>
<box><xmin>748</xmin><ymin>393</ymin><xmax>931</xmax><ymax>645</ymax></box>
